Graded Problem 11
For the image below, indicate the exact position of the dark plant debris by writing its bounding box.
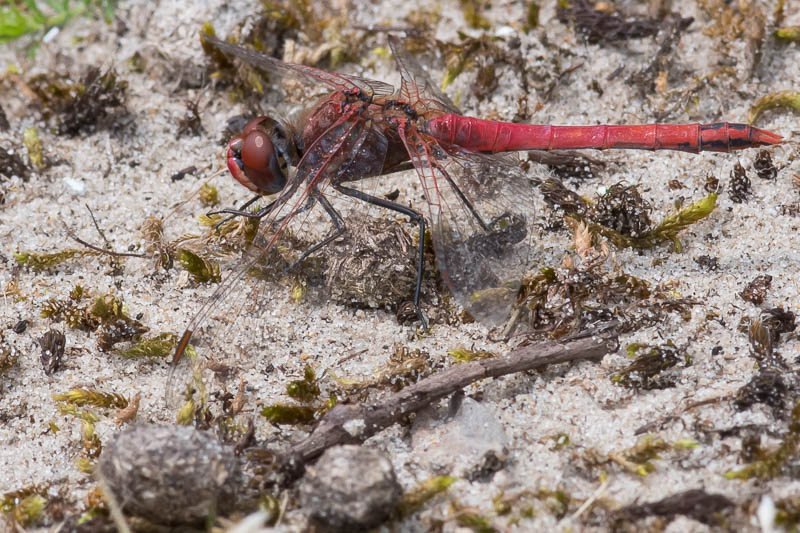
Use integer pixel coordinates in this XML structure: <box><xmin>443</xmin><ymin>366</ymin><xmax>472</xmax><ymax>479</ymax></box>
<box><xmin>1</xmin><ymin>143</ymin><xmax>30</xmax><ymax>181</ymax></box>
<box><xmin>169</xmin><ymin>165</ymin><xmax>197</xmax><ymax>182</ymax></box>
<box><xmin>627</xmin><ymin>15</ymin><xmax>694</xmax><ymax>94</ymax></box>
<box><xmin>612</xmin><ymin>342</ymin><xmax>688</xmax><ymax>390</ymax></box>
<box><xmin>614</xmin><ymin>489</ymin><xmax>734</xmax><ymax>527</ymax></box>
<box><xmin>593</xmin><ymin>184</ymin><xmax>653</xmax><ymax>238</ymax></box>
<box><xmin>509</xmin><ymin>244</ymin><xmax>694</xmax><ymax>340</ymax></box>
<box><xmin>693</xmin><ymin>255</ymin><xmax>719</xmax><ymax>271</ymax></box>
<box><xmin>177</xmin><ymin>98</ymin><xmax>205</xmax><ymax>137</ymax></box>
<box><xmin>727</xmin><ymin>400</ymin><xmax>800</xmax><ymax>480</ymax></box>
<box><xmin>38</xmin><ymin>329</ymin><xmax>66</xmax><ymax>376</ymax></box>
<box><xmin>744</xmin><ymin>307</ymin><xmax>796</xmax><ymax>367</ymax></box>
<box><xmin>540</xmin><ymin>178</ymin><xmax>717</xmax><ymax>252</ymax></box>
<box><xmin>734</xmin><ymin>369</ymin><xmax>788</xmax><ymax>413</ymax></box>
<box><xmin>326</xmin><ymin>216</ymin><xmax>421</xmax><ymax>310</ymax></box>
<box><xmin>28</xmin><ymin>67</ymin><xmax>128</xmax><ymax>136</ymax></box>
<box><xmin>557</xmin><ymin>0</ymin><xmax>688</xmax><ymax>43</ymax></box>
<box><xmin>753</xmin><ymin>150</ymin><xmax>777</xmax><ymax>181</ymax></box>
<box><xmin>728</xmin><ymin>162</ymin><xmax>752</xmax><ymax>203</ymax></box>
<box><xmin>527</xmin><ymin>151</ymin><xmax>606</xmax><ymax>183</ymax></box>
<box><xmin>739</xmin><ymin>274</ymin><xmax>772</xmax><ymax>305</ymax></box>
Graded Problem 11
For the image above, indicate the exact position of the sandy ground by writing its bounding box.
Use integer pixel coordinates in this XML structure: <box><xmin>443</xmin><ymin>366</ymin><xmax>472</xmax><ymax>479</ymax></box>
<box><xmin>1</xmin><ymin>0</ymin><xmax>799</xmax><ymax>531</ymax></box>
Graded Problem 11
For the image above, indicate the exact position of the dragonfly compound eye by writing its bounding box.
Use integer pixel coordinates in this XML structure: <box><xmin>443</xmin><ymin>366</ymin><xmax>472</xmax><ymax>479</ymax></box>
<box><xmin>226</xmin><ymin>118</ymin><xmax>288</xmax><ymax>195</ymax></box>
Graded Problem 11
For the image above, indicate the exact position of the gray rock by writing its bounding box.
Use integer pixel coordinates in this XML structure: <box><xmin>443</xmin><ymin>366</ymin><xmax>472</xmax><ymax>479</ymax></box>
<box><xmin>299</xmin><ymin>445</ymin><xmax>401</xmax><ymax>532</ymax></box>
<box><xmin>97</xmin><ymin>424</ymin><xmax>240</xmax><ymax>525</ymax></box>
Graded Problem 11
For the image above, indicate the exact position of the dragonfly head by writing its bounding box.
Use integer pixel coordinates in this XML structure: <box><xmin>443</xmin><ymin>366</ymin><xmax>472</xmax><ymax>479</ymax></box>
<box><xmin>227</xmin><ymin>117</ymin><xmax>297</xmax><ymax>195</ymax></box>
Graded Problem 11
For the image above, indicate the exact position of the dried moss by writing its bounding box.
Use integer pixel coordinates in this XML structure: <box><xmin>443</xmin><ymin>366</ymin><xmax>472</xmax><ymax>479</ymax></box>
<box><xmin>748</xmin><ymin>91</ymin><xmax>800</xmax><ymax>124</ymax></box>
<box><xmin>53</xmin><ymin>388</ymin><xmax>129</xmax><ymax>409</ymax></box>
<box><xmin>726</xmin><ymin>401</ymin><xmax>800</xmax><ymax>480</ymax></box>
<box><xmin>728</xmin><ymin>162</ymin><xmax>752</xmax><ymax>203</ymax></box>
<box><xmin>15</xmin><ymin>249</ymin><xmax>97</xmax><ymax>270</ymax></box>
<box><xmin>29</xmin><ymin>67</ymin><xmax>128</xmax><ymax>136</ymax></box>
<box><xmin>448</xmin><ymin>348</ymin><xmax>496</xmax><ymax>363</ymax></box>
<box><xmin>612</xmin><ymin>342</ymin><xmax>687</xmax><ymax>390</ymax></box>
<box><xmin>22</xmin><ymin>127</ymin><xmax>44</xmax><ymax>169</ymax></box>
<box><xmin>198</xmin><ymin>182</ymin><xmax>219</xmax><ymax>207</ymax></box>
<box><xmin>556</xmin><ymin>0</ymin><xmax>676</xmax><ymax>43</ymax></box>
<box><xmin>38</xmin><ymin>329</ymin><xmax>66</xmax><ymax>376</ymax></box>
<box><xmin>117</xmin><ymin>332</ymin><xmax>177</xmax><ymax>359</ymax></box>
<box><xmin>541</xmin><ymin>179</ymin><xmax>717</xmax><ymax>252</ymax></box>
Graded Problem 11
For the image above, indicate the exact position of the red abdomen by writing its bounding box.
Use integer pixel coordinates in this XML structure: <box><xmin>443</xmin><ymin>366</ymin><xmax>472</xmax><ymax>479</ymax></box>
<box><xmin>422</xmin><ymin>114</ymin><xmax>782</xmax><ymax>154</ymax></box>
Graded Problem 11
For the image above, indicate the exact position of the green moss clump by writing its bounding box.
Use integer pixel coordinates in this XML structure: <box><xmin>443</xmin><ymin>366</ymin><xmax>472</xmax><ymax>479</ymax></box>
<box><xmin>260</xmin><ymin>404</ymin><xmax>316</xmax><ymax>425</ymax></box>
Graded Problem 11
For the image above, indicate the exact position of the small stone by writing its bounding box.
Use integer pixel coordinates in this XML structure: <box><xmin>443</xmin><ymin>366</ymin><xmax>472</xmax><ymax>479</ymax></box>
<box><xmin>299</xmin><ymin>445</ymin><xmax>401</xmax><ymax>532</ymax></box>
<box><xmin>97</xmin><ymin>424</ymin><xmax>240</xmax><ymax>525</ymax></box>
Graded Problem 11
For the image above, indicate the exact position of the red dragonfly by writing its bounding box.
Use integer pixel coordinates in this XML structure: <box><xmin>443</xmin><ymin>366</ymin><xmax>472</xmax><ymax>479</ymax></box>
<box><xmin>168</xmin><ymin>33</ymin><xmax>780</xmax><ymax>398</ymax></box>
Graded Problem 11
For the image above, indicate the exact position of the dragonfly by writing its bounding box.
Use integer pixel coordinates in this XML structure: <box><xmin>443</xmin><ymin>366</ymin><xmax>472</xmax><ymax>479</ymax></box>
<box><xmin>167</xmin><ymin>33</ymin><xmax>781</xmax><ymax>401</ymax></box>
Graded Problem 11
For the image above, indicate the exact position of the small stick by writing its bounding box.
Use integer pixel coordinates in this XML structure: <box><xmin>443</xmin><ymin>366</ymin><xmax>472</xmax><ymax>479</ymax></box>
<box><xmin>62</xmin><ymin>220</ymin><xmax>147</xmax><ymax>258</ymax></box>
<box><xmin>284</xmin><ymin>323</ymin><xmax>618</xmax><ymax>471</ymax></box>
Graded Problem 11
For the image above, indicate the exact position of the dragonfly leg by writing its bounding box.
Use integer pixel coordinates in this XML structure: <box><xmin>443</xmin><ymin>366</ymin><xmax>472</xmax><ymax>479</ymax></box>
<box><xmin>207</xmin><ymin>195</ymin><xmax>272</xmax><ymax>231</ymax></box>
<box><xmin>209</xmin><ymin>195</ymin><xmax>320</xmax><ymax>233</ymax></box>
<box><xmin>439</xmin><ymin>172</ymin><xmax>490</xmax><ymax>231</ymax></box>
<box><xmin>284</xmin><ymin>190</ymin><xmax>346</xmax><ymax>270</ymax></box>
<box><xmin>334</xmin><ymin>184</ymin><xmax>428</xmax><ymax>330</ymax></box>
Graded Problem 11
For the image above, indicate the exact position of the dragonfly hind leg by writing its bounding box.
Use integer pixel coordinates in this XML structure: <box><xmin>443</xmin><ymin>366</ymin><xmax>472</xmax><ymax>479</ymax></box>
<box><xmin>334</xmin><ymin>184</ymin><xmax>428</xmax><ymax>330</ymax></box>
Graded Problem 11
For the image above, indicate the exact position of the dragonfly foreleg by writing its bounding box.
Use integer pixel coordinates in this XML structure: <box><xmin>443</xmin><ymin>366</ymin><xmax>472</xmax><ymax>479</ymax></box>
<box><xmin>334</xmin><ymin>183</ymin><xmax>428</xmax><ymax>330</ymax></box>
<box><xmin>208</xmin><ymin>194</ymin><xmax>268</xmax><ymax>231</ymax></box>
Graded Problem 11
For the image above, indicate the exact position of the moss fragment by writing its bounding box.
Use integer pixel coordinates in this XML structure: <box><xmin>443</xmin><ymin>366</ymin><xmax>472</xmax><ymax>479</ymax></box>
<box><xmin>748</xmin><ymin>91</ymin><xmax>800</xmax><ymax>124</ymax></box>
<box><xmin>22</xmin><ymin>127</ymin><xmax>44</xmax><ymax>169</ymax></box>
<box><xmin>198</xmin><ymin>182</ymin><xmax>218</xmax><ymax>207</ymax></box>
<box><xmin>397</xmin><ymin>476</ymin><xmax>457</xmax><ymax>518</ymax></box>
<box><xmin>15</xmin><ymin>249</ymin><xmax>96</xmax><ymax>270</ymax></box>
<box><xmin>177</xmin><ymin>249</ymin><xmax>221</xmax><ymax>283</ymax></box>
<box><xmin>53</xmin><ymin>388</ymin><xmax>128</xmax><ymax>409</ymax></box>
<box><xmin>775</xmin><ymin>26</ymin><xmax>800</xmax><ymax>41</ymax></box>
<box><xmin>726</xmin><ymin>401</ymin><xmax>800</xmax><ymax>480</ymax></box>
<box><xmin>448</xmin><ymin>348</ymin><xmax>495</xmax><ymax>363</ymax></box>
<box><xmin>286</xmin><ymin>365</ymin><xmax>320</xmax><ymax>402</ymax></box>
<box><xmin>260</xmin><ymin>403</ymin><xmax>316</xmax><ymax>425</ymax></box>
<box><xmin>117</xmin><ymin>332</ymin><xmax>177</xmax><ymax>358</ymax></box>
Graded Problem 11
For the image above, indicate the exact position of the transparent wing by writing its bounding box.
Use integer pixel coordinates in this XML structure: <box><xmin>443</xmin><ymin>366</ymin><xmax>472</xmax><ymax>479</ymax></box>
<box><xmin>388</xmin><ymin>35</ymin><xmax>542</xmax><ymax>323</ymax></box>
<box><xmin>398</xmin><ymin>128</ymin><xmax>543</xmax><ymax>325</ymax></box>
<box><xmin>387</xmin><ymin>34</ymin><xmax>460</xmax><ymax>114</ymax></box>
<box><xmin>204</xmin><ymin>34</ymin><xmax>395</xmax><ymax>98</ymax></box>
<box><xmin>167</xmin><ymin>110</ymin><xmax>386</xmax><ymax>404</ymax></box>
